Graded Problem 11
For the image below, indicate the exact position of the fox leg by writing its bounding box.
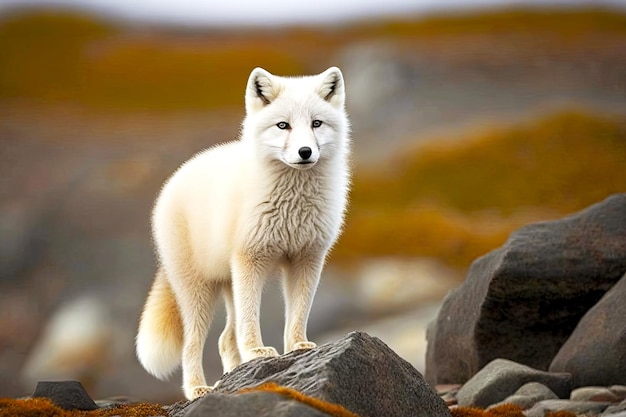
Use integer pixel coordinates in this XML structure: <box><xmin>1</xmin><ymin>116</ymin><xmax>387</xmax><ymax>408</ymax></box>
<box><xmin>231</xmin><ymin>254</ymin><xmax>279</xmax><ymax>362</ymax></box>
<box><xmin>170</xmin><ymin>272</ymin><xmax>220</xmax><ymax>400</ymax></box>
<box><xmin>218</xmin><ymin>281</ymin><xmax>241</xmax><ymax>373</ymax></box>
<box><xmin>282</xmin><ymin>254</ymin><xmax>324</xmax><ymax>353</ymax></box>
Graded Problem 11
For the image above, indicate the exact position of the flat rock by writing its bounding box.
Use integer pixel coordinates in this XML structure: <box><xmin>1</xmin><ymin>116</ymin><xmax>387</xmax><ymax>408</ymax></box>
<box><xmin>570</xmin><ymin>386</ymin><xmax>621</xmax><ymax>402</ymax></box>
<box><xmin>602</xmin><ymin>400</ymin><xmax>626</xmax><ymax>417</ymax></box>
<box><xmin>184</xmin><ymin>391</ymin><xmax>332</xmax><ymax>417</ymax></box>
<box><xmin>31</xmin><ymin>380</ymin><xmax>98</xmax><ymax>411</ymax></box>
<box><xmin>489</xmin><ymin>382</ymin><xmax>559</xmax><ymax>410</ymax></box>
<box><xmin>426</xmin><ymin>194</ymin><xmax>626</xmax><ymax>384</ymax></box>
<box><xmin>525</xmin><ymin>399</ymin><xmax>611</xmax><ymax>417</ymax></box>
<box><xmin>213</xmin><ymin>331</ymin><xmax>451</xmax><ymax>417</ymax></box>
<box><xmin>550</xmin><ymin>272</ymin><xmax>626</xmax><ymax>387</ymax></box>
<box><xmin>455</xmin><ymin>359</ymin><xmax>571</xmax><ymax>408</ymax></box>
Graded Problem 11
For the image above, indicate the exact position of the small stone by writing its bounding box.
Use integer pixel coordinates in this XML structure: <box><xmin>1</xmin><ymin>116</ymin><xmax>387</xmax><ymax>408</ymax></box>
<box><xmin>610</xmin><ymin>386</ymin><xmax>626</xmax><ymax>401</ymax></box>
<box><xmin>571</xmin><ymin>386</ymin><xmax>620</xmax><ymax>402</ymax></box>
<box><xmin>515</xmin><ymin>382</ymin><xmax>559</xmax><ymax>399</ymax></box>
<box><xmin>526</xmin><ymin>399</ymin><xmax>611</xmax><ymax>417</ymax></box>
<box><xmin>489</xmin><ymin>382</ymin><xmax>559</xmax><ymax>410</ymax></box>
<box><xmin>602</xmin><ymin>399</ymin><xmax>626</xmax><ymax>417</ymax></box>
<box><xmin>602</xmin><ymin>411</ymin><xmax>626</xmax><ymax>417</ymax></box>
<box><xmin>456</xmin><ymin>359</ymin><xmax>571</xmax><ymax>408</ymax></box>
<box><xmin>32</xmin><ymin>380</ymin><xmax>98</xmax><ymax>411</ymax></box>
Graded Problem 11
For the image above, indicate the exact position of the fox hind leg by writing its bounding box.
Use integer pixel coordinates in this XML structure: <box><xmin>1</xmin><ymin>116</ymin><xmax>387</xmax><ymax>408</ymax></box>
<box><xmin>171</xmin><ymin>272</ymin><xmax>221</xmax><ymax>400</ymax></box>
<box><xmin>218</xmin><ymin>281</ymin><xmax>241</xmax><ymax>373</ymax></box>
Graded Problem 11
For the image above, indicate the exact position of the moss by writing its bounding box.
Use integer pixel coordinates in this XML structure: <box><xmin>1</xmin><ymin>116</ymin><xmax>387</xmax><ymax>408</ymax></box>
<box><xmin>451</xmin><ymin>404</ymin><xmax>524</xmax><ymax>417</ymax></box>
<box><xmin>239</xmin><ymin>382</ymin><xmax>360</xmax><ymax>417</ymax></box>
<box><xmin>0</xmin><ymin>397</ymin><xmax>167</xmax><ymax>417</ymax></box>
<box><xmin>451</xmin><ymin>404</ymin><xmax>579</xmax><ymax>417</ymax></box>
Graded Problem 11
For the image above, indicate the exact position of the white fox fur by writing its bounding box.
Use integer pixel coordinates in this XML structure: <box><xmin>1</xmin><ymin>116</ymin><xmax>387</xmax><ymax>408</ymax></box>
<box><xmin>136</xmin><ymin>67</ymin><xmax>351</xmax><ymax>400</ymax></box>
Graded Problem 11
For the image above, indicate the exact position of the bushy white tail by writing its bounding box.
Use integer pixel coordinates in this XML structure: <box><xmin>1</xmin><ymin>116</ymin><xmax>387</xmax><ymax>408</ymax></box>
<box><xmin>136</xmin><ymin>268</ymin><xmax>183</xmax><ymax>380</ymax></box>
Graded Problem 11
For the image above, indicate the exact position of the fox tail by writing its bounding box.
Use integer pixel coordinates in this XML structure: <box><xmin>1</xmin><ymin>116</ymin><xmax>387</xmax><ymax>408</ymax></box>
<box><xmin>136</xmin><ymin>268</ymin><xmax>183</xmax><ymax>380</ymax></box>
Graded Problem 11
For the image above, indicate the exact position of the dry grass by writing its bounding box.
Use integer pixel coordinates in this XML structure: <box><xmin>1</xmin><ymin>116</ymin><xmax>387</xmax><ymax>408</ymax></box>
<box><xmin>332</xmin><ymin>110</ymin><xmax>626</xmax><ymax>268</ymax></box>
<box><xmin>1</xmin><ymin>8</ymin><xmax>624</xmax><ymax>110</ymax></box>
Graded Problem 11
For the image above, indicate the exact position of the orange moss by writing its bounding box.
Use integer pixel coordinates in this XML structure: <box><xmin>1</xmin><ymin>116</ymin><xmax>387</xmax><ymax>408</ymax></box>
<box><xmin>451</xmin><ymin>404</ymin><xmax>525</xmax><ymax>417</ymax></box>
<box><xmin>0</xmin><ymin>397</ymin><xmax>167</xmax><ymax>417</ymax></box>
<box><xmin>486</xmin><ymin>404</ymin><xmax>525</xmax><ymax>417</ymax></box>
<box><xmin>239</xmin><ymin>382</ymin><xmax>360</xmax><ymax>417</ymax></box>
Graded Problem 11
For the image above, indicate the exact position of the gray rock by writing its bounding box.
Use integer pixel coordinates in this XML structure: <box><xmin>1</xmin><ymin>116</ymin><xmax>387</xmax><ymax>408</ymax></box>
<box><xmin>550</xmin><ymin>272</ymin><xmax>626</xmax><ymax>387</ymax></box>
<box><xmin>515</xmin><ymin>382</ymin><xmax>559</xmax><ymax>399</ymax></box>
<box><xmin>489</xmin><ymin>382</ymin><xmax>559</xmax><ymax>410</ymax></box>
<box><xmin>456</xmin><ymin>359</ymin><xmax>571</xmax><ymax>408</ymax></box>
<box><xmin>570</xmin><ymin>386</ymin><xmax>621</xmax><ymax>402</ymax></box>
<box><xmin>603</xmin><ymin>411</ymin><xmax>626</xmax><ymax>417</ymax></box>
<box><xmin>426</xmin><ymin>194</ymin><xmax>626</xmax><ymax>385</ymax></box>
<box><xmin>611</xmin><ymin>386</ymin><xmax>626</xmax><ymax>401</ymax></box>
<box><xmin>602</xmin><ymin>399</ymin><xmax>626</xmax><ymax>417</ymax></box>
<box><xmin>184</xmin><ymin>392</ymin><xmax>332</xmax><ymax>417</ymax></box>
<box><xmin>525</xmin><ymin>399</ymin><xmax>611</xmax><ymax>417</ymax></box>
<box><xmin>214</xmin><ymin>331</ymin><xmax>451</xmax><ymax>417</ymax></box>
<box><xmin>31</xmin><ymin>380</ymin><xmax>98</xmax><ymax>411</ymax></box>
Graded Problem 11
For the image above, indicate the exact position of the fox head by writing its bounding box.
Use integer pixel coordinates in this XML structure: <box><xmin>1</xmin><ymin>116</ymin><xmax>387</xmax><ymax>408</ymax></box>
<box><xmin>242</xmin><ymin>67</ymin><xmax>349</xmax><ymax>170</ymax></box>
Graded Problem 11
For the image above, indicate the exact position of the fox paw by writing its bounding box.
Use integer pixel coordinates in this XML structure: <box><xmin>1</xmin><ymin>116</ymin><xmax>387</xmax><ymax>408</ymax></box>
<box><xmin>244</xmin><ymin>346</ymin><xmax>279</xmax><ymax>362</ymax></box>
<box><xmin>292</xmin><ymin>341</ymin><xmax>317</xmax><ymax>351</ymax></box>
<box><xmin>190</xmin><ymin>385</ymin><xmax>213</xmax><ymax>400</ymax></box>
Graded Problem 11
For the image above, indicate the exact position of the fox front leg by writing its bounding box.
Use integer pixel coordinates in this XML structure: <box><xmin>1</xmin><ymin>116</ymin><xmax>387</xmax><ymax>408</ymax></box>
<box><xmin>282</xmin><ymin>254</ymin><xmax>324</xmax><ymax>353</ymax></box>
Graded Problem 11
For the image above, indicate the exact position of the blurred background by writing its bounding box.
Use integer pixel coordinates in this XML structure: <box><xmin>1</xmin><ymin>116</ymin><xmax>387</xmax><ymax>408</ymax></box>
<box><xmin>1</xmin><ymin>0</ymin><xmax>625</xmax><ymax>403</ymax></box>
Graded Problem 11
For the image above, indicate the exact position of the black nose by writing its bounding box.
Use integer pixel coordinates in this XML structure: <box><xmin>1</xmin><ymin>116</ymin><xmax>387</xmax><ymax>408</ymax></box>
<box><xmin>298</xmin><ymin>147</ymin><xmax>312</xmax><ymax>160</ymax></box>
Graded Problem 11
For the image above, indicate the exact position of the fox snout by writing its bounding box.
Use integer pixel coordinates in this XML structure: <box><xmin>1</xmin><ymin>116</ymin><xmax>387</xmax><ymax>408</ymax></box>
<box><xmin>289</xmin><ymin>144</ymin><xmax>319</xmax><ymax>169</ymax></box>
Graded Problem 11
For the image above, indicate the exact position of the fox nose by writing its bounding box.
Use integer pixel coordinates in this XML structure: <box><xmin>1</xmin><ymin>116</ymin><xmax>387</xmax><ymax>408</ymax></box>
<box><xmin>298</xmin><ymin>147</ymin><xmax>312</xmax><ymax>160</ymax></box>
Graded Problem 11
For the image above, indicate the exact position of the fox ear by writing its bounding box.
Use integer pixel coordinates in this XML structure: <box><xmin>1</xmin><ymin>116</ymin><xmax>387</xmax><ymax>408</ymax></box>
<box><xmin>246</xmin><ymin>67</ymin><xmax>280</xmax><ymax>112</ymax></box>
<box><xmin>317</xmin><ymin>67</ymin><xmax>345</xmax><ymax>107</ymax></box>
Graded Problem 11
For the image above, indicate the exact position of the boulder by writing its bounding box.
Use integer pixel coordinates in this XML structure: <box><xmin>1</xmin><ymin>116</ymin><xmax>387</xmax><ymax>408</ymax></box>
<box><xmin>455</xmin><ymin>359</ymin><xmax>571</xmax><ymax>408</ymax></box>
<box><xmin>31</xmin><ymin>380</ymin><xmax>98</xmax><ymax>411</ymax></box>
<box><xmin>213</xmin><ymin>331</ymin><xmax>451</xmax><ymax>417</ymax></box>
<box><xmin>550</xmin><ymin>272</ymin><xmax>626</xmax><ymax>387</ymax></box>
<box><xmin>426</xmin><ymin>194</ymin><xmax>626</xmax><ymax>384</ymax></box>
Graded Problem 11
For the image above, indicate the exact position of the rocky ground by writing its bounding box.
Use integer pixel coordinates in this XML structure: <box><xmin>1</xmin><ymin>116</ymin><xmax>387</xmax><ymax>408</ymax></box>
<box><xmin>2</xmin><ymin>6</ymin><xmax>626</xmax><ymax>403</ymax></box>
<box><xmin>3</xmin><ymin>194</ymin><xmax>625</xmax><ymax>417</ymax></box>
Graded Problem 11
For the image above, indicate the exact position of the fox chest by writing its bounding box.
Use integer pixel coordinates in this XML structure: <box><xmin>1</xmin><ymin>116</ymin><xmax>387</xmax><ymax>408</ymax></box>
<box><xmin>244</xmin><ymin>181</ymin><xmax>337</xmax><ymax>256</ymax></box>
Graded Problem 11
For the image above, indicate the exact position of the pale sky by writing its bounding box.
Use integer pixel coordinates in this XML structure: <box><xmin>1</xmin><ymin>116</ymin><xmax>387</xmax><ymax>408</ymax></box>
<box><xmin>0</xmin><ymin>0</ymin><xmax>624</xmax><ymax>26</ymax></box>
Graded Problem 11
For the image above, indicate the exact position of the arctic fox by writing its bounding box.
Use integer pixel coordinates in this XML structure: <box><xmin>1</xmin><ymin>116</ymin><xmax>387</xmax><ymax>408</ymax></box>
<box><xmin>136</xmin><ymin>67</ymin><xmax>351</xmax><ymax>400</ymax></box>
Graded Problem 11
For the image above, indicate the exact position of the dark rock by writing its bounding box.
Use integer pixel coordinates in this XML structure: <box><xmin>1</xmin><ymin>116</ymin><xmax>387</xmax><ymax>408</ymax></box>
<box><xmin>456</xmin><ymin>359</ymin><xmax>572</xmax><ymax>408</ymax></box>
<box><xmin>214</xmin><ymin>331</ymin><xmax>451</xmax><ymax>417</ymax></box>
<box><xmin>183</xmin><ymin>391</ymin><xmax>331</xmax><ymax>417</ymax></box>
<box><xmin>426</xmin><ymin>194</ymin><xmax>626</xmax><ymax>385</ymax></box>
<box><xmin>550</xmin><ymin>272</ymin><xmax>626</xmax><ymax>387</ymax></box>
<box><xmin>31</xmin><ymin>380</ymin><xmax>98</xmax><ymax>411</ymax></box>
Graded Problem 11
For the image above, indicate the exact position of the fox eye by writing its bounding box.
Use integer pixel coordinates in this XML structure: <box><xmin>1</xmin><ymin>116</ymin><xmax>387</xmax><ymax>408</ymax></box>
<box><xmin>276</xmin><ymin>121</ymin><xmax>290</xmax><ymax>130</ymax></box>
<box><xmin>311</xmin><ymin>120</ymin><xmax>323</xmax><ymax>128</ymax></box>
